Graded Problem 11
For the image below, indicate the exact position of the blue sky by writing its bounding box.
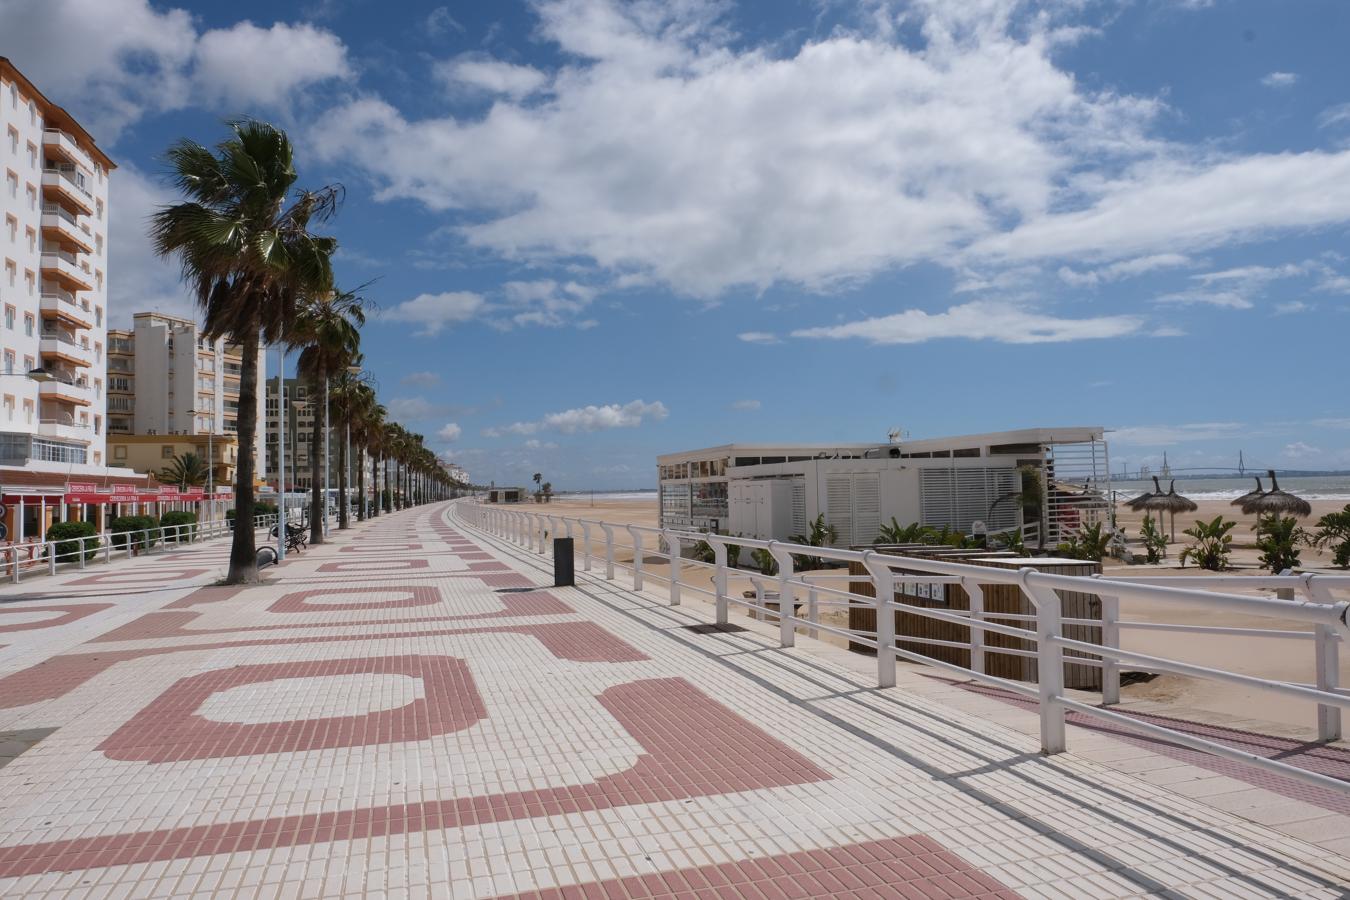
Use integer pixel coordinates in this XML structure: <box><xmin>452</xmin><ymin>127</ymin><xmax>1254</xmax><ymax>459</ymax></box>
<box><xmin>6</xmin><ymin>0</ymin><xmax>1349</xmax><ymax>488</ymax></box>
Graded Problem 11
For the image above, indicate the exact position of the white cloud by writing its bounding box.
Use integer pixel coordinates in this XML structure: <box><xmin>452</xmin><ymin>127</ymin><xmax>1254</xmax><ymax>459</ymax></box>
<box><xmin>1261</xmin><ymin>72</ymin><xmax>1298</xmax><ymax>88</ymax></box>
<box><xmin>386</xmin><ymin>396</ymin><xmax>450</xmax><ymax>421</ymax></box>
<box><xmin>737</xmin><ymin>331</ymin><xmax>781</xmax><ymax>344</ymax></box>
<box><xmin>523</xmin><ymin>439</ymin><xmax>558</xmax><ymax>450</ymax></box>
<box><xmin>1273</xmin><ymin>301</ymin><xmax>1310</xmax><ymax>315</ymax></box>
<box><xmin>486</xmin><ymin>399</ymin><xmax>668</xmax><ymax>437</ymax></box>
<box><xmin>1109</xmin><ymin>423</ymin><xmax>1246</xmax><ymax>446</ymax></box>
<box><xmin>107</xmin><ymin>164</ymin><xmax>193</xmax><ymax>326</ymax></box>
<box><xmin>425</xmin><ymin>6</ymin><xmax>465</xmax><ymax>36</ymax></box>
<box><xmin>731</xmin><ymin>399</ymin><xmax>761</xmax><ymax>411</ymax></box>
<box><xmin>497</xmin><ymin>280</ymin><xmax>596</xmax><ymax>328</ymax></box>
<box><xmin>1191</xmin><ymin>263</ymin><xmax>1307</xmax><ymax>286</ymax></box>
<box><xmin>0</xmin><ymin>0</ymin><xmax>196</xmax><ymax>139</ymax></box>
<box><xmin>791</xmin><ymin>301</ymin><xmax>1143</xmax><ymax>345</ymax></box>
<box><xmin>435</xmin><ymin>57</ymin><xmax>549</xmax><ymax>99</ymax></box>
<box><xmin>1152</xmin><ymin>290</ymin><xmax>1253</xmax><ymax>309</ymax></box>
<box><xmin>1057</xmin><ymin>253</ymin><xmax>1191</xmax><ymax>287</ymax></box>
<box><xmin>400</xmin><ymin>371</ymin><xmax>441</xmax><ymax>387</ymax></box>
<box><xmin>1317</xmin><ymin>274</ymin><xmax>1350</xmax><ymax>294</ymax></box>
<box><xmin>437</xmin><ymin>423</ymin><xmax>462</xmax><ymax>442</ymax></box>
<box><xmin>383</xmin><ymin>291</ymin><xmax>486</xmax><ymax>336</ymax></box>
<box><xmin>193</xmin><ymin>21</ymin><xmax>351</xmax><ymax>110</ymax></box>
<box><xmin>310</xmin><ymin>0</ymin><xmax>1166</xmax><ymax>297</ymax></box>
<box><xmin>1320</xmin><ymin>103</ymin><xmax>1350</xmax><ymax>130</ymax></box>
<box><xmin>1283</xmin><ymin>441</ymin><xmax>1321</xmax><ymax>459</ymax></box>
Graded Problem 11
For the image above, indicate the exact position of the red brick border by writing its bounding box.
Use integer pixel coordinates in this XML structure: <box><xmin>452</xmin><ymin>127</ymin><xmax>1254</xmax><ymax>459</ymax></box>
<box><xmin>98</xmin><ymin>655</ymin><xmax>485</xmax><ymax>763</ymax></box>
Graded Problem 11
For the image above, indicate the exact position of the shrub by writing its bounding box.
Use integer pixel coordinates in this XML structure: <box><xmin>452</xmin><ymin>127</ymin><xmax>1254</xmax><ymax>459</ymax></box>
<box><xmin>110</xmin><ymin>515</ymin><xmax>160</xmax><ymax>550</ymax></box>
<box><xmin>1179</xmin><ymin>516</ymin><xmax>1236</xmax><ymax>571</ymax></box>
<box><xmin>46</xmin><ymin>521</ymin><xmax>99</xmax><ymax>562</ymax></box>
<box><xmin>161</xmin><ymin>511</ymin><xmax>199</xmax><ymax>543</ymax></box>
<box><xmin>1254</xmin><ymin>514</ymin><xmax>1309</xmax><ymax>574</ymax></box>
<box><xmin>1311</xmin><ymin>505</ymin><xmax>1350</xmax><ymax>569</ymax></box>
<box><xmin>225</xmin><ymin>502</ymin><xmax>277</xmax><ymax>527</ymax></box>
<box><xmin>1056</xmin><ymin>522</ymin><xmax>1110</xmax><ymax>562</ymax></box>
<box><xmin>1139</xmin><ymin>515</ymin><xmax>1167</xmax><ymax>564</ymax></box>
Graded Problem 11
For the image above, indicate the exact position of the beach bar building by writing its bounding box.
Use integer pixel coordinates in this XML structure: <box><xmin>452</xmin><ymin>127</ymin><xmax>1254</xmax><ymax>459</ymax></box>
<box><xmin>657</xmin><ymin>426</ymin><xmax>1110</xmax><ymax>549</ymax></box>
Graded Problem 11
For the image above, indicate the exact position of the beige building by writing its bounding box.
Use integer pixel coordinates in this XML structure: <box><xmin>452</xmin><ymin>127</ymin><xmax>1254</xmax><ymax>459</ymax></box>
<box><xmin>105</xmin><ymin>312</ymin><xmax>264</xmax><ymax>475</ymax></box>
<box><xmin>0</xmin><ymin>56</ymin><xmax>113</xmax><ymax>470</ymax></box>
<box><xmin>108</xmin><ymin>432</ymin><xmax>240</xmax><ymax>488</ymax></box>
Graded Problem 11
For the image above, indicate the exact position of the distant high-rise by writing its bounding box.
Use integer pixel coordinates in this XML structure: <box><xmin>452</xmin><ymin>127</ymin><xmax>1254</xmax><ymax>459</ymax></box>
<box><xmin>0</xmin><ymin>57</ymin><xmax>113</xmax><ymax>470</ymax></box>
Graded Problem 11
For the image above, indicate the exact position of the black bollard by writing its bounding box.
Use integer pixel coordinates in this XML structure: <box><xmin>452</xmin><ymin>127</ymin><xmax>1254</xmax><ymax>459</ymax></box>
<box><xmin>553</xmin><ymin>537</ymin><xmax>574</xmax><ymax>587</ymax></box>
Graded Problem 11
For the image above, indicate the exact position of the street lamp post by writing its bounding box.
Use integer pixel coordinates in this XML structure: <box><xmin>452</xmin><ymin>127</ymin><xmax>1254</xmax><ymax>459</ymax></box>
<box><xmin>323</xmin><ymin>376</ymin><xmax>330</xmax><ymax>538</ymax></box>
<box><xmin>292</xmin><ymin>399</ymin><xmax>307</xmax><ymax>528</ymax></box>
<box><xmin>344</xmin><ymin>364</ymin><xmax>362</xmax><ymax>527</ymax></box>
<box><xmin>184</xmin><ymin>406</ymin><xmax>214</xmax><ymax>523</ymax></box>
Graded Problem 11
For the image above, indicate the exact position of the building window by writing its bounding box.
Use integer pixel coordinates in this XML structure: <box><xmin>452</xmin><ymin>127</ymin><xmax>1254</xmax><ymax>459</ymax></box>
<box><xmin>25</xmin><ymin>227</ymin><xmax>34</xmax><ymax>253</ymax></box>
<box><xmin>96</xmin><ymin>199</ymin><xmax>104</xmax><ymax>221</ymax></box>
<box><xmin>25</xmin><ymin>185</ymin><xmax>35</xmax><ymax>211</ymax></box>
<box><xmin>26</xmin><ymin>142</ymin><xmax>36</xmax><ymax>171</ymax></box>
<box><xmin>95</xmin><ymin>306</ymin><xmax>103</xmax><ymax>327</ymax></box>
<box><xmin>3</xmin><ymin>305</ymin><xmax>12</xmax><ymax>328</ymax></box>
<box><xmin>23</xmin><ymin>313</ymin><xmax>32</xmax><ymax>337</ymax></box>
<box><xmin>4</xmin><ymin>215</ymin><xmax>13</xmax><ymax>242</ymax></box>
<box><xmin>162</xmin><ymin>446</ymin><xmax>175</xmax><ymax>458</ymax></box>
<box><xmin>22</xmin><ymin>355</ymin><xmax>33</xmax><ymax>373</ymax></box>
<box><xmin>3</xmin><ymin>264</ymin><xmax>13</xmax><ymax>290</ymax></box>
<box><xmin>114</xmin><ymin>445</ymin><xmax>127</xmax><ymax>459</ymax></box>
<box><xmin>5</xmin><ymin>128</ymin><xmax>15</xmax><ymax>154</ymax></box>
<box><xmin>2</xmin><ymin>394</ymin><xmax>12</xmax><ymax>422</ymax></box>
<box><xmin>23</xmin><ymin>399</ymin><xmax>32</xmax><ymax>424</ymax></box>
<box><xmin>4</xmin><ymin>170</ymin><xmax>14</xmax><ymax>200</ymax></box>
<box><xmin>2</xmin><ymin>351</ymin><xmax>12</xmax><ymax>374</ymax></box>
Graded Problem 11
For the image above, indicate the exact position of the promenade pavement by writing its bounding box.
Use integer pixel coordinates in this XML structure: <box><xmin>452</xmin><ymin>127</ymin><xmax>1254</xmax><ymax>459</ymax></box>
<box><xmin>0</xmin><ymin>501</ymin><xmax>1347</xmax><ymax>898</ymax></box>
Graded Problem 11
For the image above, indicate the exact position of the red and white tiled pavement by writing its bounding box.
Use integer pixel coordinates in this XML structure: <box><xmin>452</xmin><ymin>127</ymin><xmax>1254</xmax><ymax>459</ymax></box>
<box><xmin>0</xmin><ymin>502</ymin><xmax>1347</xmax><ymax>898</ymax></box>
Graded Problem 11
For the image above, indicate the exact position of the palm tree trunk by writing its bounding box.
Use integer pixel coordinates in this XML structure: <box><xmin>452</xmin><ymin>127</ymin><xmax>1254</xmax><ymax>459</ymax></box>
<box><xmin>338</xmin><ymin>424</ymin><xmax>350</xmax><ymax>529</ymax></box>
<box><xmin>226</xmin><ymin>337</ymin><xmax>260</xmax><ymax>584</ymax></box>
<box><xmin>356</xmin><ymin>445</ymin><xmax>366</xmax><ymax>521</ymax></box>
<box><xmin>309</xmin><ymin>373</ymin><xmax>325</xmax><ymax>545</ymax></box>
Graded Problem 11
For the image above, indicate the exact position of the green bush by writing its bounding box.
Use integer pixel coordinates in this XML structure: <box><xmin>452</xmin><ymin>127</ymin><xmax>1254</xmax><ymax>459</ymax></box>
<box><xmin>225</xmin><ymin>503</ymin><xmax>277</xmax><ymax>528</ymax></box>
<box><xmin>161</xmin><ymin>511</ymin><xmax>199</xmax><ymax>543</ymax></box>
<box><xmin>110</xmin><ymin>515</ymin><xmax>160</xmax><ymax>550</ymax></box>
<box><xmin>46</xmin><ymin>521</ymin><xmax>99</xmax><ymax>562</ymax></box>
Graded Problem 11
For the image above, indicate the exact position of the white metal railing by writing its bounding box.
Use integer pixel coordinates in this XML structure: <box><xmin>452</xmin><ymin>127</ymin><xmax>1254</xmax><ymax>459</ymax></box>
<box><xmin>42</xmin><ymin>165</ymin><xmax>93</xmax><ymax>199</ymax></box>
<box><xmin>456</xmin><ymin>500</ymin><xmax>1350</xmax><ymax>797</ymax></box>
<box><xmin>1</xmin><ymin>512</ymin><xmax>281</xmax><ymax>585</ymax></box>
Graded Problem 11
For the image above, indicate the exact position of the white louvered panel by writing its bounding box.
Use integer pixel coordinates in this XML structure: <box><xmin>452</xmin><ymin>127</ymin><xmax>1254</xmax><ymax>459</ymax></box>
<box><xmin>920</xmin><ymin>466</ymin><xmax>1019</xmax><ymax>533</ymax></box>
<box><xmin>790</xmin><ymin>479</ymin><xmax>807</xmax><ymax>536</ymax></box>
<box><xmin>920</xmin><ymin>468</ymin><xmax>955</xmax><ymax>529</ymax></box>
<box><xmin>825</xmin><ymin>475</ymin><xmax>853</xmax><ymax>547</ymax></box>
<box><xmin>853</xmin><ymin>474</ymin><xmax>881</xmax><ymax>547</ymax></box>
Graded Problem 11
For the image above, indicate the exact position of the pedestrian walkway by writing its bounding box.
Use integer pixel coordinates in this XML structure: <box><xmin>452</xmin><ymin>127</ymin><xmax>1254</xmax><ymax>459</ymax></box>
<box><xmin>0</xmin><ymin>502</ymin><xmax>1346</xmax><ymax>898</ymax></box>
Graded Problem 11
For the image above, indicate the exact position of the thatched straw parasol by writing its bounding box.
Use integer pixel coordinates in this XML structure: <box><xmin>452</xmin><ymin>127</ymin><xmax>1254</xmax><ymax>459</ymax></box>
<box><xmin>1242</xmin><ymin>470</ymin><xmax>1312</xmax><ymax>518</ymax></box>
<box><xmin>1231</xmin><ymin>476</ymin><xmax>1264</xmax><ymax>509</ymax></box>
<box><xmin>1140</xmin><ymin>479</ymin><xmax>1198</xmax><ymax>541</ymax></box>
<box><xmin>1126</xmin><ymin>476</ymin><xmax>1163</xmax><ymax>511</ymax></box>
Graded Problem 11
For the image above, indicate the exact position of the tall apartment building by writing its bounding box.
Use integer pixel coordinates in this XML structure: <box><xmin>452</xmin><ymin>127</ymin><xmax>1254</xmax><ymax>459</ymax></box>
<box><xmin>265</xmin><ymin>375</ymin><xmax>372</xmax><ymax>495</ymax></box>
<box><xmin>0</xmin><ymin>57</ymin><xmax>111</xmax><ymax>470</ymax></box>
<box><xmin>105</xmin><ymin>312</ymin><xmax>264</xmax><ymax>486</ymax></box>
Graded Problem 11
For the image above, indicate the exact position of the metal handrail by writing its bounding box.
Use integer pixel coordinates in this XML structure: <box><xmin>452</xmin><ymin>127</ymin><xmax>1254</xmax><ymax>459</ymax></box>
<box><xmin>458</xmin><ymin>500</ymin><xmax>1350</xmax><ymax>797</ymax></box>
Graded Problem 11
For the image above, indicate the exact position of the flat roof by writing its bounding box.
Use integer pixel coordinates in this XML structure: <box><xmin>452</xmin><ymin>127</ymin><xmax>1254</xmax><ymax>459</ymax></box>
<box><xmin>658</xmin><ymin>426</ymin><xmax>1104</xmax><ymax>463</ymax></box>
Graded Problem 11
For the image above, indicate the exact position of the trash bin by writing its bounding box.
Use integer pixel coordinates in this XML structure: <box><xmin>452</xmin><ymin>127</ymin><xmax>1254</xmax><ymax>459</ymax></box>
<box><xmin>553</xmin><ymin>537</ymin><xmax>574</xmax><ymax>587</ymax></box>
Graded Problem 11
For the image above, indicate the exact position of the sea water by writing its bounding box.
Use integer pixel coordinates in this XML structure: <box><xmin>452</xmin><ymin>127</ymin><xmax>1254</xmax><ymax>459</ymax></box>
<box><xmin>1111</xmin><ymin>475</ymin><xmax>1350</xmax><ymax>501</ymax></box>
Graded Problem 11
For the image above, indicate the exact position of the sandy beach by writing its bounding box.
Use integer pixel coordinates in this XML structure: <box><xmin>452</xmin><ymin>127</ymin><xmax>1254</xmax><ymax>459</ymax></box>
<box><xmin>526</xmin><ymin>494</ymin><xmax>1350</xmax><ymax>734</ymax></box>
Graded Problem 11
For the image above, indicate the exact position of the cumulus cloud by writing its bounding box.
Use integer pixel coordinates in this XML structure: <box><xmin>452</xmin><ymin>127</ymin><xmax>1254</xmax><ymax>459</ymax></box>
<box><xmin>737</xmin><ymin>331</ymin><xmax>780</xmax><ymax>344</ymax></box>
<box><xmin>791</xmin><ymin>301</ymin><xmax>1143</xmax><ymax>345</ymax></box>
<box><xmin>1261</xmin><ymin>72</ymin><xmax>1298</xmax><ymax>88</ymax></box>
<box><xmin>193</xmin><ymin>21</ymin><xmax>351</xmax><ymax>109</ymax></box>
<box><xmin>497</xmin><ymin>280</ymin><xmax>596</xmax><ymax>328</ymax></box>
<box><xmin>730</xmin><ymin>399</ymin><xmax>761</xmax><ymax>411</ymax></box>
<box><xmin>383</xmin><ymin>291</ymin><xmax>486</xmax><ymax>336</ymax></box>
<box><xmin>485</xmin><ymin>399</ymin><xmax>668</xmax><ymax>437</ymax></box>
<box><xmin>1152</xmin><ymin>290</ymin><xmax>1253</xmax><ymax>309</ymax></box>
<box><xmin>107</xmin><ymin>164</ymin><xmax>193</xmax><ymax>326</ymax></box>
<box><xmin>400</xmin><ymin>371</ymin><xmax>441</xmax><ymax>387</ymax></box>
<box><xmin>0</xmin><ymin>1</ymin><xmax>350</xmax><ymax>140</ymax></box>
<box><xmin>437</xmin><ymin>423</ymin><xmax>462</xmax><ymax>442</ymax></box>
<box><xmin>1273</xmin><ymin>301</ymin><xmax>1311</xmax><ymax>315</ymax></box>
<box><xmin>1283</xmin><ymin>441</ymin><xmax>1321</xmax><ymax>459</ymax></box>
<box><xmin>1057</xmin><ymin>253</ymin><xmax>1191</xmax><ymax>287</ymax></box>
<box><xmin>435</xmin><ymin>57</ymin><xmax>549</xmax><ymax>98</ymax></box>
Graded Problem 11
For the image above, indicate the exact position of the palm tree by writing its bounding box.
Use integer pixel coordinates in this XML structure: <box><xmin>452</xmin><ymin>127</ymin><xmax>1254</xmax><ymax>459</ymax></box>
<box><xmin>329</xmin><ymin>367</ymin><xmax>373</xmax><ymax>529</ymax></box>
<box><xmin>294</xmin><ymin>289</ymin><xmax>366</xmax><ymax>543</ymax></box>
<box><xmin>151</xmin><ymin>119</ymin><xmax>339</xmax><ymax>584</ymax></box>
<box><xmin>352</xmin><ymin>391</ymin><xmax>381</xmax><ymax>521</ymax></box>
<box><xmin>160</xmin><ymin>452</ymin><xmax>208</xmax><ymax>487</ymax></box>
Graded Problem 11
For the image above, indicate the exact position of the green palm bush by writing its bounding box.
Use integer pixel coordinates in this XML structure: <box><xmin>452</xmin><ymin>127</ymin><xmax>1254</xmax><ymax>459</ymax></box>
<box><xmin>1254</xmin><ymin>514</ymin><xmax>1309</xmax><ymax>573</ymax></box>
<box><xmin>1178</xmin><ymin>516</ymin><xmax>1236</xmax><ymax>570</ymax></box>
<box><xmin>1311</xmin><ymin>505</ymin><xmax>1350</xmax><ymax>568</ymax></box>
<box><xmin>1139</xmin><ymin>514</ymin><xmax>1167</xmax><ymax>563</ymax></box>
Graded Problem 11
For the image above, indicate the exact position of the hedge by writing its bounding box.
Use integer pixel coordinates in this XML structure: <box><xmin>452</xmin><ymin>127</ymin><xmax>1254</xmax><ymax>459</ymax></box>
<box><xmin>46</xmin><ymin>521</ymin><xmax>99</xmax><ymax>562</ymax></box>
<box><xmin>161</xmin><ymin>511</ymin><xmax>198</xmax><ymax>543</ymax></box>
<box><xmin>110</xmin><ymin>515</ymin><xmax>160</xmax><ymax>550</ymax></box>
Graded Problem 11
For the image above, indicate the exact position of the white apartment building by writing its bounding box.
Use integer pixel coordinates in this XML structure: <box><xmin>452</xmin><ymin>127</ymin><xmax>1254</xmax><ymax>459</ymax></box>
<box><xmin>0</xmin><ymin>57</ymin><xmax>111</xmax><ymax>470</ymax></box>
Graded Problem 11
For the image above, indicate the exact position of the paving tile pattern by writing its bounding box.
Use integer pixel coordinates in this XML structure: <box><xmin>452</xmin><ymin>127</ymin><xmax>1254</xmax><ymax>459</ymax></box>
<box><xmin>0</xmin><ymin>503</ymin><xmax>1344</xmax><ymax>898</ymax></box>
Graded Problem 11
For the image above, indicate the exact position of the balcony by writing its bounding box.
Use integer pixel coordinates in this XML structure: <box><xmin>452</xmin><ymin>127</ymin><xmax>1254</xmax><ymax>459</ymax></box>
<box><xmin>39</xmin><ymin>377</ymin><xmax>93</xmax><ymax>407</ymax></box>
<box><xmin>41</xmin><ymin>129</ymin><xmax>92</xmax><ymax>170</ymax></box>
<box><xmin>41</xmin><ymin>167</ymin><xmax>94</xmax><ymax>216</ymax></box>
<box><xmin>39</xmin><ymin>249</ymin><xmax>93</xmax><ymax>292</ymax></box>
<box><xmin>39</xmin><ymin>333</ymin><xmax>94</xmax><ymax>368</ymax></box>
<box><xmin>37</xmin><ymin>416</ymin><xmax>91</xmax><ymax>444</ymax></box>
<box><xmin>40</xmin><ymin>203</ymin><xmax>94</xmax><ymax>254</ymax></box>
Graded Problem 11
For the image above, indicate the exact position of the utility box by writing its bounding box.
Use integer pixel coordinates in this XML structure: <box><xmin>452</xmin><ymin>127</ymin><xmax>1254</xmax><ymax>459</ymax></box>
<box><xmin>553</xmin><ymin>538</ymin><xmax>574</xmax><ymax>586</ymax></box>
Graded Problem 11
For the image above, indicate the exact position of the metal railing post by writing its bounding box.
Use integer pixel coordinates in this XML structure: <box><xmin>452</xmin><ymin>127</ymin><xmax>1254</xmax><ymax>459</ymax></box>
<box><xmin>601</xmin><ymin>524</ymin><xmax>615</xmax><ymax>579</ymax></box>
<box><xmin>769</xmin><ymin>542</ymin><xmax>796</xmax><ymax>648</ymax></box>
<box><xmin>1308</xmin><ymin>576</ymin><xmax>1343</xmax><ymax>741</ymax></box>
<box><xmin>663</xmin><ymin>529</ymin><xmax>681</xmax><ymax>606</ymax></box>
<box><xmin>862</xmin><ymin>551</ymin><xmax>896</xmax><ymax>688</ymax></box>
<box><xmin>807</xmin><ymin>586</ymin><xmax>819</xmax><ymax>640</ymax></box>
<box><xmin>1100</xmin><ymin>593</ymin><xmax>1121</xmax><ymax>706</ymax></box>
<box><xmin>10</xmin><ymin>548</ymin><xmax>19</xmax><ymax>584</ymax></box>
<box><xmin>966</xmin><ymin>580</ymin><xmax>986</xmax><ymax>676</ymax></box>
<box><xmin>581</xmin><ymin>522</ymin><xmax>593</xmax><ymax>571</ymax></box>
<box><xmin>1023</xmin><ymin>570</ymin><xmax>1067</xmax><ymax>754</ymax></box>
<box><xmin>709</xmin><ymin>534</ymin><xmax>728</xmax><ymax>625</ymax></box>
<box><xmin>48</xmin><ymin>543</ymin><xmax>56</xmax><ymax>576</ymax></box>
<box><xmin>627</xmin><ymin>526</ymin><xmax>644</xmax><ymax>591</ymax></box>
<box><xmin>77</xmin><ymin>537</ymin><xmax>86</xmax><ymax>569</ymax></box>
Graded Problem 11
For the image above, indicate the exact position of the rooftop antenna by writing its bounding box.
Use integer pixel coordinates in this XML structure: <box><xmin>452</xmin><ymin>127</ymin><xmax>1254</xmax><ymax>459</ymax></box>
<box><xmin>887</xmin><ymin>426</ymin><xmax>907</xmax><ymax>444</ymax></box>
